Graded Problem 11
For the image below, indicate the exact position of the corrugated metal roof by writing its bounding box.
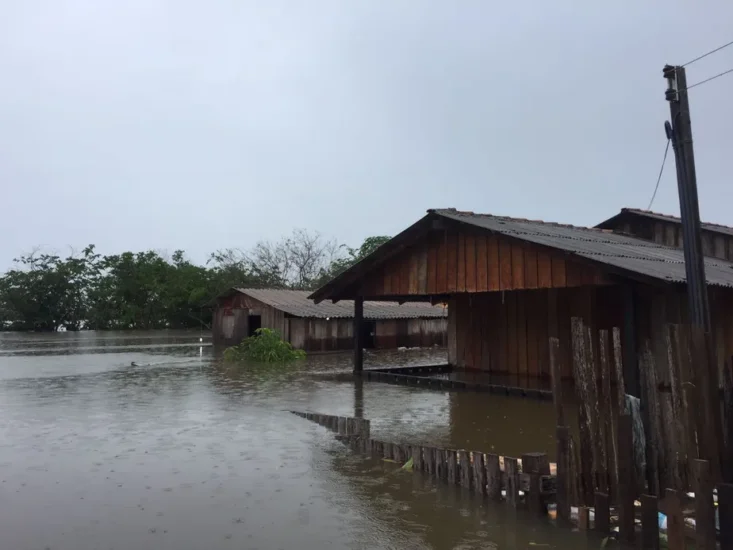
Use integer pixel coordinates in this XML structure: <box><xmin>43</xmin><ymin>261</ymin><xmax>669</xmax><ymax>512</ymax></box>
<box><xmin>601</xmin><ymin>208</ymin><xmax>733</xmax><ymax>237</ymax></box>
<box><xmin>234</xmin><ymin>288</ymin><xmax>447</xmax><ymax>319</ymax></box>
<box><xmin>432</xmin><ymin>208</ymin><xmax>733</xmax><ymax>288</ymax></box>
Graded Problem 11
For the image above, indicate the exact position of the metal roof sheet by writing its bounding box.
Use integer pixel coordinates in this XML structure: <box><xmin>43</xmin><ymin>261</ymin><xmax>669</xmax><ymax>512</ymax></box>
<box><xmin>234</xmin><ymin>288</ymin><xmax>447</xmax><ymax>319</ymax></box>
<box><xmin>432</xmin><ymin>209</ymin><xmax>733</xmax><ymax>289</ymax></box>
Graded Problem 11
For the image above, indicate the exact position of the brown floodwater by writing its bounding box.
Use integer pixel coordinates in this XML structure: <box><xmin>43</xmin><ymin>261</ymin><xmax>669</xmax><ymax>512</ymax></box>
<box><xmin>0</xmin><ymin>331</ymin><xmax>594</xmax><ymax>549</ymax></box>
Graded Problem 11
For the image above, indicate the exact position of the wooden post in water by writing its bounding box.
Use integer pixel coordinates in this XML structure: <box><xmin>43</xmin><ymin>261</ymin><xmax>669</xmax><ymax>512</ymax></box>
<box><xmin>472</xmin><ymin>452</ymin><xmax>486</xmax><ymax>496</ymax></box>
<box><xmin>555</xmin><ymin>426</ymin><xmax>570</xmax><ymax>524</ymax></box>
<box><xmin>640</xmin><ymin>494</ymin><xmax>660</xmax><ymax>550</ymax></box>
<box><xmin>693</xmin><ymin>459</ymin><xmax>716</xmax><ymax>550</ymax></box>
<box><xmin>353</xmin><ymin>297</ymin><xmax>364</xmax><ymax>374</ymax></box>
<box><xmin>594</xmin><ymin>492</ymin><xmax>610</xmax><ymax>534</ymax></box>
<box><xmin>412</xmin><ymin>446</ymin><xmax>422</xmax><ymax>471</ymax></box>
<box><xmin>665</xmin><ymin>488</ymin><xmax>685</xmax><ymax>550</ymax></box>
<box><xmin>446</xmin><ymin>450</ymin><xmax>458</xmax><ymax>485</ymax></box>
<box><xmin>617</xmin><ymin>414</ymin><xmax>635</xmax><ymax>545</ymax></box>
<box><xmin>485</xmin><ymin>453</ymin><xmax>502</xmax><ymax>501</ymax></box>
<box><xmin>505</xmin><ymin>457</ymin><xmax>519</xmax><ymax>507</ymax></box>
<box><xmin>718</xmin><ymin>483</ymin><xmax>733</xmax><ymax>549</ymax></box>
<box><xmin>522</xmin><ymin>452</ymin><xmax>549</xmax><ymax>515</ymax></box>
<box><xmin>458</xmin><ymin>451</ymin><xmax>472</xmax><ymax>489</ymax></box>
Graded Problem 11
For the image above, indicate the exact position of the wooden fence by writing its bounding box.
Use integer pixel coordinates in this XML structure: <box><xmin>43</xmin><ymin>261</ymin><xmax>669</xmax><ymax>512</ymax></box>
<box><xmin>290</xmin><ymin>410</ymin><xmax>557</xmax><ymax>513</ymax></box>
<box><xmin>559</xmin><ymin>318</ymin><xmax>733</xmax><ymax>548</ymax></box>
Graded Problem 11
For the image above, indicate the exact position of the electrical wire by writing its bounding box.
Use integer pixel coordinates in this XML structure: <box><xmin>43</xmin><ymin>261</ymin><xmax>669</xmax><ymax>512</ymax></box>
<box><xmin>682</xmin><ymin>39</ymin><xmax>733</xmax><ymax>67</ymax></box>
<box><xmin>647</xmin><ymin>138</ymin><xmax>671</xmax><ymax>211</ymax></box>
<box><xmin>686</xmin><ymin>67</ymin><xmax>733</xmax><ymax>90</ymax></box>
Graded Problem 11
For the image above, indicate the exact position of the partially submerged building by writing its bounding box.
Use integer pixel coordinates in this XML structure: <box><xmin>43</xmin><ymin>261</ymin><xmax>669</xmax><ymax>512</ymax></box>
<box><xmin>309</xmin><ymin>208</ymin><xmax>733</xmax><ymax>391</ymax></box>
<box><xmin>211</xmin><ymin>288</ymin><xmax>447</xmax><ymax>351</ymax></box>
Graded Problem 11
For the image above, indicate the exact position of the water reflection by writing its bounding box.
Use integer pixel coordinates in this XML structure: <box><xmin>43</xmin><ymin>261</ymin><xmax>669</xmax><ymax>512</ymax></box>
<box><xmin>0</xmin><ymin>331</ymin><xmax>591</xmax><ymax>549</ymax></box>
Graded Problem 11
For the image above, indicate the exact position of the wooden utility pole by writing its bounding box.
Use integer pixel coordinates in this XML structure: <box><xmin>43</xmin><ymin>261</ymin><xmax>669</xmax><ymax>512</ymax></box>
<box><xmin>663</xmin><ymin>65</ymin><xmax>710</xmax><ymax>331</ymax></box>
<box><xmin>663</xmin><ymin>65</ymin><xmax>723</xmax><ymax>480</ymax></box>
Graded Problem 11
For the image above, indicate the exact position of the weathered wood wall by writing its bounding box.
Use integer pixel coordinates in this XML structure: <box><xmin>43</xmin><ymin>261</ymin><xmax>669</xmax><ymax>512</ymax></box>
<box><xmin>360</xmin><ymin>228</ymin><xmax>611</xmax><ymax>298</ymax></box>
<box><xmin>448</xmin><ymin>286</ymin><xmax>625</xmax><ymax>380</ymax></box>
<box><xmin>610</xmin><ymin>217</ymin><xmax>733</xmax><ymax>261</ymax></box>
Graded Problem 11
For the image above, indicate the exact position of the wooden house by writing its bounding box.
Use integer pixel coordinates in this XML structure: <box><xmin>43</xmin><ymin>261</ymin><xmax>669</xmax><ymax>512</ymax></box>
<box><xmin>211</xmin><ymin>288</ymin><xmax>447</xmax><ymax>352</ymax></box>
<box><xmin>309</xmin><ymin>208</ymin><xmax>733</xmax><ymax>393</ymax></box>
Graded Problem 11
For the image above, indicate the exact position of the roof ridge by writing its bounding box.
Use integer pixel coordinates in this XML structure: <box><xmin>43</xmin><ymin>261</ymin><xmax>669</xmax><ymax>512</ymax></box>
<box><xmin>431</xmin><ymin>208</ymin><xmax>617</xmax><ymax>234</ymax></box>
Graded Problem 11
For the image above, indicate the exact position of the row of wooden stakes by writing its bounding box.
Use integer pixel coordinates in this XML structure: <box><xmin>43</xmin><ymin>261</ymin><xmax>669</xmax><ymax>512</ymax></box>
<box><xmin>290</xmin><ymin>410</ymin><xmax>556</xmax><ymax>514</ymax></box>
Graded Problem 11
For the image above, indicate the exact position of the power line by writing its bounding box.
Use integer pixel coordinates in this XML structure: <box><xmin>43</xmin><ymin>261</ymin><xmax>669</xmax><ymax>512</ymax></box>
<box><xmin>647</xmin><ymin>138</ymin><xmax>671</xmax><ymax>210</ymax></box>
<box><xmin>682</xmin><ymin>39</ymin><xmax>733</xmax><ymax>67</ymax></box>
<box><xmin>686</xmin><ymin>67</ymin><xmax>733</xmax><ymax>90</ymax></box>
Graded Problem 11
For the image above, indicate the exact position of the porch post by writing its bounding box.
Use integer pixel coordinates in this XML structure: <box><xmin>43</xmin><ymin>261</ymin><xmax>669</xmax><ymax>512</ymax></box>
<box><xmin>622</xmin><ymin>285</ymin><xmax>640</xmax><ymax>397</ymax></box>
<box><xmin>353</xmin><ymin>296</ymin><xmax>364</xmax><ymax>374</ymax></box>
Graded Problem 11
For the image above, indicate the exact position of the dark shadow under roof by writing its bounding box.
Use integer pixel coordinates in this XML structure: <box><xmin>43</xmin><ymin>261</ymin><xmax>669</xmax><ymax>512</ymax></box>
<box><xmin>230</xmin><ymin>288</ymin><xmax>447</xmax><ymax>319</ymax></box>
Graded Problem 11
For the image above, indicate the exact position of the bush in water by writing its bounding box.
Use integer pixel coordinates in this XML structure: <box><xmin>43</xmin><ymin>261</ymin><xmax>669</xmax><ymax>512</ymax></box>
<box><xmin>223</xmin><ymin>328</ymin><xmax>306</xmax><ymax>363</ymax></box>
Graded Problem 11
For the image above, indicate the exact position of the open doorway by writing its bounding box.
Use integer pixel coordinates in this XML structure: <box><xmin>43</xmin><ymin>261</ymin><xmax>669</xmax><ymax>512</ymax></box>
<box><xmin>361</xmin><ymin>320</ymin><xmax>376</xmax><ymax>349</ymax></box>
<box><xmin>248</xmin><ymin>314</ymin><xmax>262</xmax><ymax>337</ymax></box>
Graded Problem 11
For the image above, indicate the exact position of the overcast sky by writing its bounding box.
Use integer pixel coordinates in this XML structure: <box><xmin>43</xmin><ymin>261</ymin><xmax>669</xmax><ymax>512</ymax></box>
<box><xmin>1</xmin><ymin>1</ymin><xmax>732</xmax><ymax>269</ymax></box>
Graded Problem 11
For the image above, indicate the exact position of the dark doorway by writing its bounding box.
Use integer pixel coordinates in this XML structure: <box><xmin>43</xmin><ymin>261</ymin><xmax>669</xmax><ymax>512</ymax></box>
<box><xmin>361</xmin><ymin>320</ymin><xmax>376</xmax><ymax>349</ymax></box>
<box><xmin>248</xmin><ymin>315</ymin><xmax>262</xmax><ymax>337</ymax></box>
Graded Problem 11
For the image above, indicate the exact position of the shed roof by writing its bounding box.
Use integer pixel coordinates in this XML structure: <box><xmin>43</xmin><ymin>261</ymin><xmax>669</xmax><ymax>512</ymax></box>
<box><xmin>597</xmin><ymin>207</ymin><xmax>733</xmax><ymax>237</ymax></box>
<box><xmin>310</xmin><ymin>208</ymin><xmax>733</xmax><ymax>302</ymax></box>
<box><xmin>224</xmin><ymin>288</ymin><xmax>447</xmax><ymax>319</ymax></box>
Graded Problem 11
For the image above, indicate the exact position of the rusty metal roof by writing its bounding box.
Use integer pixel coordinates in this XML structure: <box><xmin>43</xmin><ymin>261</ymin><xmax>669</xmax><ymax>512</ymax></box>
<box><xmin>433</xmin><ymin>208</ymin><xmax>733</xmax><ymax>288</ymax></box>
<box><xmin>233</xmin><ymin>288</ymin><xmax>447</xmax><ymax>319</ymax></box>
<box><xmin>597</xmin><ymin>207</ymin><xmax>733</xmax><ymax>237</ymax></box>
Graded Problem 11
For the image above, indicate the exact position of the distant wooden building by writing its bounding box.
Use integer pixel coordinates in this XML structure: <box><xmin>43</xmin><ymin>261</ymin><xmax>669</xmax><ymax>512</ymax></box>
<box><xmin>597</xmin><ymin>207</ymin><xmax>733</xmax><ymax>261</ymax></box>
<box><xmin>211</xmin><ymin>288</ymin><xmax>447</xmax><ymax>351</ymax></box>
<box><xmin>309</xmin><ymin>208</ymin><xmax>733</xmax><ymax>393</ymax></box>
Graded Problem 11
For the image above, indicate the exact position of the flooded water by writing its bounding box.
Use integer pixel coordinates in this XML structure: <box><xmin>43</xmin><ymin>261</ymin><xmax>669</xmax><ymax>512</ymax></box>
<box><xmin>0</xmin><ymin>331</ymin><xmax>595</xmax><ymax>549</ymax></box>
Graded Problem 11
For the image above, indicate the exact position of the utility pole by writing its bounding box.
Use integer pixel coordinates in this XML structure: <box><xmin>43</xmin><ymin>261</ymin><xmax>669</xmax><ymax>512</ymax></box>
<box><xmin>663</xmin><ymin>65</ymin><xmax>710</xmax><ymax>331</ymax></box>
<box><xmin>664</xmin><ymin>65</ymin><xmax>723</xmax><ymax>480</ymax></box>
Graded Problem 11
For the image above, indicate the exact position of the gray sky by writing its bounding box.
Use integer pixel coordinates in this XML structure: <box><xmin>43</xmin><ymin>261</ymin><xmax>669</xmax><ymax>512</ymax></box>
<box><xmin>1</xmin><ymin>1</ymin><xmax>732</xmax><ymax>269</ymax></box>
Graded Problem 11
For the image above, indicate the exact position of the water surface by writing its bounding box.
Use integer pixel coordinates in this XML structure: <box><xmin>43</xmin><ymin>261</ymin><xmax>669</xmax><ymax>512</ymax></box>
<box><xmin>0</xmin><ymin>331</ymin><xmax>593</xmax><ymax>549</ymax></box>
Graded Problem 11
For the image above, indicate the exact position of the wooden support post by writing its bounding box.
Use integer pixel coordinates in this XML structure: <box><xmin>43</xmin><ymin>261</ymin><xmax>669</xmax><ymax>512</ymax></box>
<box><xmin>556</xmin><ymin>426</ymin><xmax>570</xmax><ymax>524</ymax></box>
<box><xmin>718</xmin><ymin>483</ymin><xmax>733</xmax><ymax>550</ymax></box>
<box><xmin>412</xmin><ymin>446</ymin><xmax>422</xmax><ymax>471</ymax></box>
<box><xmin>434</xmin><ymin>449</ymin><xmax>445</xmax><ymax>479</ymax></box>
<box><xmin>446</xmin><ymin>450</ymin><xmax>458</xmax><ymax>485</ymax></box>
<box><xmin>505</xmin><ymin>457</ymin><xmax>519</xmax><ymax>507</ymax></box>
<box><xmin>617</xmin><ymin>414</ymin><xmax>635</xmax><ymax>545</ymax></box>
<box><xmin>338</xmin><ymin>416</ymin><xmax>346</xmax><ymax>434</ymax></box>
<box><xmin>522</xmin><ymin>452</ymin><xmax>549</xmax><ymax>515</ymax></box>
<box><xmin>472</xmin><ymin>452</ymin><xmax>486</xmax><ymax>495</ymax></box>
<box><xmin>393</xmin><ymin>444</ymin><xmax>404</xmax><ymax>465</ymax></box>
<box><xmin>485</xmin><ymin>453</ymin><xmax>501</xmax><ymax>500</ymax></box>
<box><xmin>665</xmin><ymin>488</ymin><xmax>685</xmax><ymax>550</ymax></box>
<box><xmin>383</xmin><ymin>442</ymin><xmax>393</xmax><ymax>461</ymax></box>
<box><xmin>459</xmin><ymin>451</ymin><xmax>472</xmax><ymax>489</ymax></box>
<box><xmin>640</xmin><ymin>494</ymin><xmax>660</xmax><ymax>550</ymax></box>
<box><xmin>693</xmin><ymin>459</ymin><xmax>716</xmax><ymax>550</ymax></box>
<box><xmin>424</xmin><ymin>447</ymin><xmax>434</xmax><ymax>475</ymax></box>
<box><xmin>353</xmin><ymin>296</ymin><xmax>364</xmax><ymax>374</ymax></box>
<box><xmin>593</xmin><ymin>492</ymin><xmax>610</xmax><ymax>534</ymax></box>
<box><xmin>577</xmin><ymin>506</ymin><xmax>590</xmax><ymax>531</ymax></box>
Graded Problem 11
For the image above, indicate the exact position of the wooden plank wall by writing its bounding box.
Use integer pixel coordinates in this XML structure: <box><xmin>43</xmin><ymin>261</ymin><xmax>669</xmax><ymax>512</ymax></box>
<box><xmin>374</xmin><ymin>318</ymin><xmax>447</xmax><ymax>349</ymax></box>
<box><xmin>361</xmin><ymin>229</ymin><xmax>610</xmax><ymax>298</ymax></box>
<box><xmin>451</xmin><ymin>286</ymin><xmax>625</xmax><ymax>380</ymax></box>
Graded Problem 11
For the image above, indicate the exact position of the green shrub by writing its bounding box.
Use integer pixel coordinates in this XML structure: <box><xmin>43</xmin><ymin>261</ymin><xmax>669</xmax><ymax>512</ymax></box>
<box><xmin>223</xmin><ymin>328</ymin><xmax>306</xmax><ymax>363</ymax></box>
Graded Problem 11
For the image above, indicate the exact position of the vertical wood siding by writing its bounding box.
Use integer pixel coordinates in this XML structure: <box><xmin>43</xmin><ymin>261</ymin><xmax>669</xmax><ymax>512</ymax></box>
<box><xmin>361</xmin><ymin>229</ymin><xmax>609</xmax><ymax>298</ymax></box>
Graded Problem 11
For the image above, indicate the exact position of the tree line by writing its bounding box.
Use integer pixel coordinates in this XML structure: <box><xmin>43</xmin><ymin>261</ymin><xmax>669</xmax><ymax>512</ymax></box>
<box><xmin>0</xmin><ymin>231</ymin><xmax>390</xmax><ymax>331</ymax></box>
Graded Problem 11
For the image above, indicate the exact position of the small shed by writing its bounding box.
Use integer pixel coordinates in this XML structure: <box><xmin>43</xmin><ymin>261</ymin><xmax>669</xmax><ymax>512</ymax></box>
<box><xmin>212</xmin><ymin>288</ymin><xmax>447</xmax><ymax>351</ymax></box>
